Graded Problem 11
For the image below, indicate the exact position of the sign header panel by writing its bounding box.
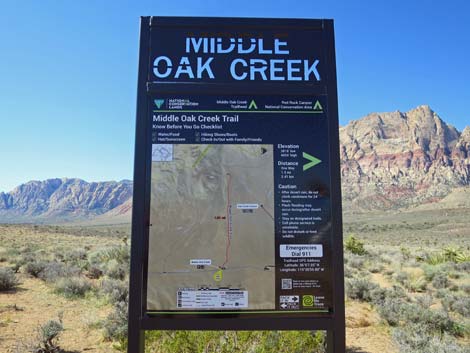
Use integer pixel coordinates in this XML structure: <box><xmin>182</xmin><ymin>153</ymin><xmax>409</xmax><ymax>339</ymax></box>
<box><xmin>149</xmin><ymin>26</ymin><xmax>324</xmax><ymax>83</ymax></box>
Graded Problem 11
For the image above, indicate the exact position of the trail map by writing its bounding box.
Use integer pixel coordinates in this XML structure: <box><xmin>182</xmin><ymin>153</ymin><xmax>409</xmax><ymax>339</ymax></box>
<box><xmin>147</xmin><ymin>144</ymin><xmax>275</xmax><ymax>310</ymax></box>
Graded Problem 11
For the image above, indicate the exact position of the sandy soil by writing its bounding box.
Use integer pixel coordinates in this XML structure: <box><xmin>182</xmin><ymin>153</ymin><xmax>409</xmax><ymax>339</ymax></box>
<box><xmin>346</xmin><ymin>301</ymin><xmax>398</xmax><ymax>353</ymax></box>
<box><xmin>0</xmin><ymin>274</ymin><xmax>116</xmax><ymax>353</ymax></box>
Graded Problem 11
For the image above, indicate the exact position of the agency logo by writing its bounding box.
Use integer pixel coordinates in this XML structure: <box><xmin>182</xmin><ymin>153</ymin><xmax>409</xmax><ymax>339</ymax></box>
<box><xmin>302</xmin><ymin>295</ymin><xmax>314</xmax><ymax>307</ymax></box>
<box><xmin>154</xmin><ymin>99</ymin><xmax>165</xmax><ymax>109</ymax></box>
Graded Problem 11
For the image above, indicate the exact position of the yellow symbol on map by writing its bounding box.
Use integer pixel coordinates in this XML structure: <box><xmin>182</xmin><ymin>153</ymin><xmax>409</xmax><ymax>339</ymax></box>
<box><xmin>213</xmin><ymin>269</ymin><xmax>223</xmax><ymax>282</ymax></box>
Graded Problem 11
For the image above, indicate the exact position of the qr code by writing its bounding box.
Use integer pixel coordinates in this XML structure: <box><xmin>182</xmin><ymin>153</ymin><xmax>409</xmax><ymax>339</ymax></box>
<box><xmin>281</xmin><ymin>278</ymin><xmax>292</xmax><ymax>290</ymax></box>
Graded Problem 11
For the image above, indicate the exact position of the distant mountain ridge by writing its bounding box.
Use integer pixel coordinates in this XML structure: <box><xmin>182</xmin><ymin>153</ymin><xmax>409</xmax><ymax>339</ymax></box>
<box><xmin>1</xmin><ymin>105</ymin><xmax>469</xmax><ymax>223</ymax></box>
<box><xmin>0</xmin><ymin>178</ymin><xmax>132</xmax><ymax>223</ymax></box>
<box><xmin>340</xmin><ymin>105</ymin><xmax>470</xmax><ymax>210</ymax></box>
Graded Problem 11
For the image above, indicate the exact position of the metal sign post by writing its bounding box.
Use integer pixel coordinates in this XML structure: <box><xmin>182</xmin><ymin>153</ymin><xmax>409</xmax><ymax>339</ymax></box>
<box><xmin>128</xmin><ymin>16</ymin><xmax>345</xmax><ymax>353</ymax></box>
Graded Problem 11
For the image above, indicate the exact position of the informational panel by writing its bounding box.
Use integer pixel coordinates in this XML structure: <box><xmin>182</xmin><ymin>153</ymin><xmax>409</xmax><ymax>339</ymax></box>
<box><xmin>129</xmin><ymin>17</ymin><xmax>344</xmax><ymax>337</ymax></box>
<box><xmin>147</xmin><ymin>95</ymin><xmax>332</xmax><ymax>314</ymax></box>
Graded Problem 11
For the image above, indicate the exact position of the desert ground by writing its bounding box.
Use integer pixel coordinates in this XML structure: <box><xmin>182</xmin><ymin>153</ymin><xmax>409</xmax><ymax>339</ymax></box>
<box><xmin>0</xmin><ymin>206</ymin><xmax>469</xmax><ymax>352</ymax></box>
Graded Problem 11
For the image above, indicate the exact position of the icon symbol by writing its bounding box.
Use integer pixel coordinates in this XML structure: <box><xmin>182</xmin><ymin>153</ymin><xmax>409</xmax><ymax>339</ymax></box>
<box><xmin>213</xmin><ymin>269</ymin><xmax>223</xmax><ymax>282</ymax></box>
<box><xmin>313</xmin><ymin>100</ymin><xmax>323</xmax><ymax>111</ymax></box>
<box><xmin>154</xmin><ymin>99</ymin><xmax>165</xmax><ymax>109</ymax></box>
<box><xmin>302</xmin><ymin>295</ymin><xmax>314</xmax><ymax>307</ymax></box>
<box><xmin>248</xmin><ymin>100</ymin><xmax>258</xmax><ymax>110</ymax></box>
<box><xmin>302</xmin><ymin>152</ymin><xmax>322</xmax><ymax>171</ymax></box>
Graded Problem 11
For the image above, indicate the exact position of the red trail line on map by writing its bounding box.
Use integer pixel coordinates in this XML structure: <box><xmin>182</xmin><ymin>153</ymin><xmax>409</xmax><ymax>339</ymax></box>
<box><xmin>222</xmin><ymin>173</ymin><xmax>232</xmax><ymax>268</ymax></box>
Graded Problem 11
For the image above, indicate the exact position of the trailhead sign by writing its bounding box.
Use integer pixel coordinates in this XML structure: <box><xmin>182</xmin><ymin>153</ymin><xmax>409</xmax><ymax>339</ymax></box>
<box><xmin>128</xmin><ymin>16</ymin><xmax>345</xmax><ymax>352</ymax></box>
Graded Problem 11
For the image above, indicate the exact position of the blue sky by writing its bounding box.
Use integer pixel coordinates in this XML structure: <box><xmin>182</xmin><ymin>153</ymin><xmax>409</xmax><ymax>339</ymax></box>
<box><xmin>0</xmin><ymin>0</ymin><xmax>469</xmax><ymax>192</ymax></box>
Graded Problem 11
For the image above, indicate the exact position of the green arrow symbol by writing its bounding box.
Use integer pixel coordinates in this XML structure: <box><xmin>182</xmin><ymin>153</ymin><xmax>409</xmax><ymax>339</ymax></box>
<box><xmin>313</xmin><ymin>100</ymin><xmax>323</xmax><ymax>111</ymax></box>
<box><xmin>302</xmin><ymin>152</ymin><xmax>321</xmax><ymax>171</ymax></box>
<box><xmin>248</xmin><ymin>100</ymin><xmax>258</xmax><ymax>109</ymax></box>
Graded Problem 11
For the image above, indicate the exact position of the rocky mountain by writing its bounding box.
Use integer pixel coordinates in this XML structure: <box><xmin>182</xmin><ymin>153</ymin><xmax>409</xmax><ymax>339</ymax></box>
<box><xmin>340</xmin><ymin>105</ymin><xmax>470</xmax><ymax>210</ymax></box>
<box><xmin>0</xmin><ymin>178</ymin><xmax>133</xmax><ymax>223</ymax></box>
<box><xmin>0</xmin><ymin>105</ymin><xmax>468</xmax><ymax>223</ymax></box>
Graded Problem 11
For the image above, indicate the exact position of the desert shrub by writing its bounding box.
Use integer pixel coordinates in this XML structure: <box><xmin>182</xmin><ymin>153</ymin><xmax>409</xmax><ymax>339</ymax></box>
<box><xmin>392</xmin><ymin>323</ymin><xmax>432</xmax><ymax>352</ymax></box>
<box><xmin>416</xmin><ymin>294</ymin><xmax>433</xmax><ymax>309</ymax></box>
<box><xmin>90</xmin><ymin>245</ymin><xmax>130</xmax><ymax>266</ymax></box>
<box><xmin>393</xmin><ymin>323</ymin><xmax>467</xmax><ymax>353</ymax></box>
<box><xmin>432</xmin><ymin>273</ymin><xmax>450</xmax><ymax>289</ymax></box>
<box><xmin>454</xmin><ymin>261</ymin><xmax>470</xmax><ymax>272</ymax></box>
<box><xmin>451</xmin><ymin>297</ymin><xmax>470</xmax><ymax>317</ymax></box>
<box><xmin>103</xmin><ymin>300</ymin><xmax>128</xmax><ymax>342</ymax></box>
<box><xmin>378</xmin><ymin>298</ymin><xmax>462</xmax><ymax>336</ymax></box>
<box><xmin>343</xmin><ymin>264</ymin><xmax>356</xmax><ymax>278</ymax></box>
<box><xmin>0</xmin><ymin>267</ymin><xmax>19</xmax><ymax>291</ymax></box>
<box><xmin>63</xmin><ymin>248</ymin><xmax>87</xmax><ymax>262</ymax></box>
<box><xmin>444</xmin><ymin>246</ymin><xmax>470</xmax><ymax>263</ymax></box>
<box><xmin>9</xmin><ymin>261</ymin><xmax>22</xmax><ymax>273</ymax></box>
<box><xmin>423</xmin><ymin>252</ymin><xmax>447</xmax><ymax>265</ymax></box>
<box><xmin>347</xmin><ymin>254</ymin><xmax>365</xmax><ymax>269</ymax></box>
<box><xmin>444</xmin><ymin>295</ymin><xmax>470</xmax><ymax>317</ymax></box>
<box><xmin>367</xmin><ymin>262</ymin><xmax>384</xmax><ymax>273</ymax></box>
<box><xmin>367</xmin><ymin>286</ymin><xmax>387</xmax><ymax>305</ymax></box>
<box><xmin>146</xmin><ymin>330</ymin><xmax>326</xmax><ymax>353</ymax></box>
<box><xmin>86</xmin><ymin>266</ymin><xmax>103</xmax><ymax>279</ymax></box>
<box><xmin>377</xmin><ymin>298</ymin><xmax>403</xmax><ymax>326</ymax></box>
<box><xmin>62</xmin><ymin>248</ymin><xmax>89</xmax><ymax>272</ymax></box>
<box><xmin>422</xmin><ymin>263</ymin><xmax>441</xmax><ymax>281</ymax></box>
<box><xmin>35</xmin><ymin>318</ymin><xmax>64</xmax><ymax>353</ymax></box>
<box><xmin>25</xmin><ymin>261</ymin><xmax>78</xmax><ymax>282</ymax></box>
<box><xmin>54</xmin><ymin>277</ymin><xmax>91</xmax><ymax>298</ymax></box>
<box><xmin>406</xmin><ymin>306</ymin><xmax>462</xmax><ymax>336</ymax></box>
<box><xmin>34</xmin><ymin>249</ymin><xmax>48</xmax><ymax>258</ymax></box>
<box><xmin>395</xmin><ymin>271</ymin><xmax>409</xmax><ymax>285</ymax></box>
<box><xmin>40</xmin><ymin>262</ymin><xmax>79</xmax><ymax>282</ymax></box>
<box><xmin>408</xmin><ymin>306</ymin><xmax>460</xmax><ymax>335</ymax></box>
<box><xmin>369</xmin><ymin>285</ymin><xmax>408</xmax><ymax>307</ymax></box>
<box><xmin>435</xmin><ymin>288</ymin><xmax>450</xmax><ymax>299</ymax></box>
<box><xmin>380</xmin><ymin>253</ymin><xmax>393</xmax><ymax>265</ymax></box>
<box><xmin>387</xmin><ymin>285</ymin><xmax>408</xmax><ymax>300</ymax></box>
<box><xmin>16</xmin><ymin>316</ymin><xmax>65</xmax><ymax>353</ymax></box>
<box><xmin>400</xmin><ymin>246</ymin><xmax>411</xmax><ymax>261</ymax></box>
<box><xmin>405</xmin><ymin>276</ymin><xmax>427</xmax><ymax>293</ymax></box>
<box><xmin>102</xmin><ymin>279</ymin><xmax>128</xmax><ymax>304</ymax></box>
<box><xmin>105</xmin><ymin>259</ymin><xmax>127</xmax><ymax>280</ymax></box>
<box><xmin>15</xmin><ymin>253</ymin><xmax>36</xmax><ymax>269</ymax></box>
<box><xmin>419</xmin><ymin>247</ymin><xmax>470</xmax><ymax>266</ymax></box>
<box><xmin>345</xmin><ymin>277</ymin><xmax>378</xmax><ymax>302</ymax></box>
<box><xmin>24</xmin><ymin>261</ymin><xmax>47</xmax><ymax>278</ymax></box>
<box><xmin>344</xmin><ymin>235</ymin><xmax>366</xmax><ymax>256</ymax></box>
<box><xmin>460</xmin><ymin>283</ymin><xmax>470</xmax><ymax>295</ymax></box>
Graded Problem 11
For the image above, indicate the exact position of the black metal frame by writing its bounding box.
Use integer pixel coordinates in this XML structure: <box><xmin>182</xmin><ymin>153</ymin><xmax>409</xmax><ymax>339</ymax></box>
<box><xmin>128</xmin><ymin>16</ymin><xmax>345</xmax><ymax>353</ymax></box>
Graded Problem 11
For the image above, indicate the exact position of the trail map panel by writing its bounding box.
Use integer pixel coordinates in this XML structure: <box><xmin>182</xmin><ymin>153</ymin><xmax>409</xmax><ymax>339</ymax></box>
<box><xmin>148</xmin><ymin>144</ymin><xmax>275</xmax><ymax>310</ymax></box>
